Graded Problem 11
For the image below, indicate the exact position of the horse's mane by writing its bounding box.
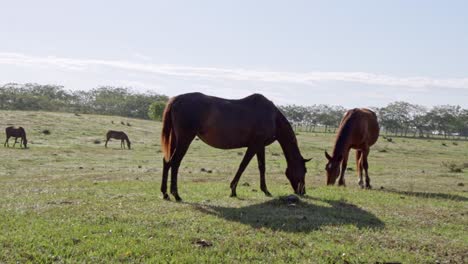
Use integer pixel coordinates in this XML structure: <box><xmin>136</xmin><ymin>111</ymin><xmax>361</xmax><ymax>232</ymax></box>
<box><xmin>332</xmin><ymin>109</ymin><xmax>358</xmax><ymax>158</ymax></box>
<box><xmin>275</xmin><ymin>109</ymin><xmax>302</xmax><ymax>162</ymax></box>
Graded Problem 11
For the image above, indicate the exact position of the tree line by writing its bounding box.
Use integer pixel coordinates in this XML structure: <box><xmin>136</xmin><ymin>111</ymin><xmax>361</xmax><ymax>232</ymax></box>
<box><xmin>279</xmin><ymin>101</ymin><xmax>468</xmax><ymax>139</ymax></box>
<box><xmin>0</xmin><ymin>83</ymin><xmax>168</xmax><ymax>120</ymax></box>
<box><xmin>2</xmin><ymin>83</ymin><xmax>468</xmax><ymax>139</ymax></box>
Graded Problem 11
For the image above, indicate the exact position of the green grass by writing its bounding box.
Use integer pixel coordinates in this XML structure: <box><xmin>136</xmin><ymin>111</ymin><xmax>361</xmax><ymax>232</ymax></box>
<box><xmin>0</xmin><ymin>110</ymin><xmax>467</xmax><ymax>263</ymax></box>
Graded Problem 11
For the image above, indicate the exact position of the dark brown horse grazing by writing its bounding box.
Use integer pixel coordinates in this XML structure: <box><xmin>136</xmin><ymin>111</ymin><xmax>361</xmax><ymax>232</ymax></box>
<box><xmin>4</xmin><ymin>126</ymin><xmax>28</xmax><ymax>148</ymax></box>
<box><xmin>161</xmin><ymin>92</ymin><xmax>310</xmax><ymax>201</ymax></box>
<box><xmin>105</xmin><ymin>130</ymin><xmax>131</xmax><ymax>149</ymax></box>
<box><xmin>325</xmin><ymin>108</ymin><xmax>379</xmax><ymax>188</ymax></box>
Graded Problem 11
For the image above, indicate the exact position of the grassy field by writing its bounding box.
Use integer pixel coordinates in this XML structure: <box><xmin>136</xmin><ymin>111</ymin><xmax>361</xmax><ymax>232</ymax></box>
<box><xmin>0</xmin><ymin>110</ymin><xmax>467</xmax><ymax>263</ymax></box>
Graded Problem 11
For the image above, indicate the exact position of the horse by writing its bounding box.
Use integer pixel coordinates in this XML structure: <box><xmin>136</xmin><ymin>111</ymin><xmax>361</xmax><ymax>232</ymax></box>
<box><xmin>160</xmin><ymin>92</ymin><xmax>310</xmax><ymax>201</ymax></box>
<box><xmin>105</xmin><ymin>130</ymin><xmax>131</xmax><ymax>149</ymax></box>
<box><xmin>4</xmin><ymin>126</ymin><xmax>28</xmax><ymax>148</ymax></box>
<box><xmin>324</xmin><ymin>108</ymin><xmax>379</xmax><ymax>188</ymax></box>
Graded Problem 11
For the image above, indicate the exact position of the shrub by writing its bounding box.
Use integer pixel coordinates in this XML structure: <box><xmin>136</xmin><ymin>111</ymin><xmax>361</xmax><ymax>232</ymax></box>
<box><xmin>148</xmin><ymin>101</ymin><xmax>167</xmax><ymax>121</ymax></box>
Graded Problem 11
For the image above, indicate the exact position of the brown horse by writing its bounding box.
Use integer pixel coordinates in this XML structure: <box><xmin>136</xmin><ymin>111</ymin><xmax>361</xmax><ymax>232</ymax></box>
<box><xmin>105</xmin><ymin>130</ymin><xmax>131</xmax><ymax>149</ymax></box>
<box><xmin>161</xmin><ymin>92</ymin><xmax>310</xmax><ymax>201</ymax></box>
<box><xmin>325</xmin><ymin>108</ymin><xmax>379</xmax><ymax>188</ymax></box>
<box><xmin>4</xmin><ymin>126</ymin><xmax>28</xmax><ymax>148</ymax></box>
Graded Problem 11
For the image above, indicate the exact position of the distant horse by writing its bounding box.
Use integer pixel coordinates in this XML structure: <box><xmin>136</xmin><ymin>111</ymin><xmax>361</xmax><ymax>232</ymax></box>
<box><xmin>4</xmin><ymin>126</ymin><xmax>28</xmax><ymax>148</ymax></box>
<box><xmin>105</xmin><ymin>130</ymin><xmax>131</xmax><ymax>149</ymax></box>
<box><xmin>160</xmin><ymin>92</ymin><xmax>310</xmax><ymax>201</ymax></box>
<box><xmin>325</xmin><ymin>108</ymin><xmax>379</xmax><ymax>188</ymax></box>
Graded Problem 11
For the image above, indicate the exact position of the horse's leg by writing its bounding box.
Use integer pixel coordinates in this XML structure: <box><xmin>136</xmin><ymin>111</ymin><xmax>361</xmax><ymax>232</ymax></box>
<box><xmin>161</xmin><ymin>159</ymin><xmax>171</xmax><ymax>200</ymax></box>
<box><xmin>161</xmin><ymin>137</ymin><xmax>177</xmax><ymax>200</ymax></box>
<box><xmin>170</xmin><ymin>135</ymin><xmax>195</xmax><ymax>201</ymax></box>
<box><xmin>121</xmin><ymin>139</ymin><xmax>124</xmax><ymax>149</ymax></box>
<box><xmin>356</xmin><ymin>150</ymin><xmax>364</xmax><ymax>188</ymax></box>
<box><xmin>257</xmin><ymin>146</ymin><xmax>271</xmax><ymax>196</ymax></box>
<box><xmin>363</xmin><ymin>148</ymin><xmax>372</xmax><ymax>189</ymax></box>
<box><xmin>338</xmin><ymin>151</ymin><xmax>349</xmax><ymax>186</ymax></box>
<box><xmin>230</xmin><ymin>146</ymin><xmax>256</xmax><ymax>197</ymax></box>
<box><xmin>4</xmin><ymin>136</ymin><xmax>9</xmax><ymax>147</ymax></box>
<box><xmin>105</xmin><ymin>137</ymin><xmax>109</xmax><ymax>148</ymax></box>
<box><xmin>13</xmin><ymin>137</ymin><xmax>18</xmax><ymax>147</ymax></box>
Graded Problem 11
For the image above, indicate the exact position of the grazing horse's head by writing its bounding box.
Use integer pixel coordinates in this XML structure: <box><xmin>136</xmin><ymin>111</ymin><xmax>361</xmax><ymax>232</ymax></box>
<box><xmin>126</xmin><ymin>139</ymin><xmax>131</xmax><ymax>149</ymax></box>
<box><xmin>325</xmin><ymin>151</ymin><xmax>341</xmax><ymax>185</ymax></box>
<box><xmin>23</xmin><ymin>138</ymin><xmax>28</xmax><ymax>148</ymax></box>
<box><xmin>286</xmin><ymin>158</ymin><xmax>311</xmax><ymax>195</ymax></box>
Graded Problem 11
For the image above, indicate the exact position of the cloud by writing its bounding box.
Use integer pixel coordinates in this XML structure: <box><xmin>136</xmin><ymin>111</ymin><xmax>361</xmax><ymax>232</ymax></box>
<box><xmin>1</xmin><ymin>52</ymin><xmax>468</xmax><ymax>90</ymax></box>
<box><xmin>131</xmin><ymin>52</ymin><xmax>153</xmax><ymax>62</ymax></box>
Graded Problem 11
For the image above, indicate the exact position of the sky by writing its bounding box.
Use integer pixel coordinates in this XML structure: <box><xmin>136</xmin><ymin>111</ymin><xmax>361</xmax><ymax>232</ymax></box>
<box><xmin>1</xmin><ymin>0</ymin><xmax>468</xmax><ymax>107</ymax></box>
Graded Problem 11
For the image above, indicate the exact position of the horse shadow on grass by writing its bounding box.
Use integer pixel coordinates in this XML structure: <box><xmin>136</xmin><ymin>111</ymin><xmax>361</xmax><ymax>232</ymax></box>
<box><xmin>378</xmin><ymin>188</ymin><xmax>468</xmax><ymax>202</ymax></box>
<box><xmin>191</xmin><ymin>196</ymin><xmax>384</xmax><ymax>233</ymax></box>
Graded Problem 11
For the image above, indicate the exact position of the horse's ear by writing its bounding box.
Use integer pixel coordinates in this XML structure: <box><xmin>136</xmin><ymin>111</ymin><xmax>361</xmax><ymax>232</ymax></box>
<box><xmin>325</xmin><ymin>151</ymin><xmax>332</xmax><ymax>160</ymax></box>
<box><xmin>303</xmin><ymin>158</ymin><xmax>312</xmax><ymax>163</ymax></box>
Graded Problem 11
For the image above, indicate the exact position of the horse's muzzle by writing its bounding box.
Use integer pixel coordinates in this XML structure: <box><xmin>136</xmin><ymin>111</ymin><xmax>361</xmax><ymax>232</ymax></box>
<box><xmin>295</xmin><ymin>184</ymin><xmax>306</xmax><ymax>196</ymax></box>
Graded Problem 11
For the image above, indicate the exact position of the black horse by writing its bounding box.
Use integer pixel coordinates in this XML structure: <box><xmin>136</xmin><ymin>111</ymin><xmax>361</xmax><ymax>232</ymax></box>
<box><xmin>105</xmin><ymin>130</ymin><xmax>131</xmax><ymax>149</ymax></box>
<box><xmin>160</xmin><ymin>92</ymin><xmax>310</xmax><ymax>201</ymax></box>
<box><xmin>4</xmin><ymin>126</ymin><xmax>28</xmax><ymax>148</ymax></box>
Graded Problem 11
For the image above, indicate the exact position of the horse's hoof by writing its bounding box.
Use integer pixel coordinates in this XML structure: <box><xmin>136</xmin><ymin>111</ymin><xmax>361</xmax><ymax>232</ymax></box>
<box><xmin>230</xmin><ymin>192</ymin><xmax>237</xmax><ymax>198</ymax></box>
<box><xmin>365</xmin><ymin>185</ymin><xmax>372</xmax><ymax>189</ymax></box>
<box><xmin>171</xmin><ymin>192</ymin><xmax>182</xmax><ymax>202</ymax></box>
<box><xmin>264</xmin><ymin>191</ymin><xmax>272</xmax><ymax>197</ymax></box>
<box><xmin>163</xmin><ymin>194</ymin><xmax>170</xmax><ymax>200</ymax></box>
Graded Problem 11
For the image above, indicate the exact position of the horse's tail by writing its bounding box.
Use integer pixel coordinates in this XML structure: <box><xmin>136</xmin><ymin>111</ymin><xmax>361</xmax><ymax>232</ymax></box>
<box><xmin>161</xmin><ymin>98</ymin><xmax>175</xmax><ymax>162</ymax></box>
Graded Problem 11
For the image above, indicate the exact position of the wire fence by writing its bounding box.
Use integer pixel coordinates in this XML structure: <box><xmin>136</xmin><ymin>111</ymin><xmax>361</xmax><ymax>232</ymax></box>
<box><xmin>291</xmin><ymin>124</ymin><xmax>468</xmax><ymax>141</ymax></box>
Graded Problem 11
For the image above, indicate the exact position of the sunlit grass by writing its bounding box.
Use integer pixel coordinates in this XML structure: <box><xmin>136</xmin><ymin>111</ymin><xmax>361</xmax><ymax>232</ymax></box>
<box><xmin>0</xmin><ymin>110</ymin><xmax>467</xmax><ymax>263</ymax></box>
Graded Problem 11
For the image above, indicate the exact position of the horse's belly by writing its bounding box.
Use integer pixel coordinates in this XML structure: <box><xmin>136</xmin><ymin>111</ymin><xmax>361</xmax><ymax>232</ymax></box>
<box><xmin>197</xmin><ymin>129</ymin><xmax>251</xmax><ymax>149</ymax></box>
<box><xmin>196</xmin><ymin>110</ymin><xmax>276</xmax><ymax>149</ymax></box>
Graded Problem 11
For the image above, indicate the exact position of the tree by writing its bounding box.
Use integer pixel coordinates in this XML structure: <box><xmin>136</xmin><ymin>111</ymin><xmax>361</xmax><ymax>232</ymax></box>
<box><xmin>278</xmin><ymin>105</ymin><xmax>308</xmax><ymax>123</ymax></box>
<box><xmin>378</xmin><ymin>101</ymin><xmax>412</xmax><ymax>135</ymax></box>
<box><xmin>427</xmin><ymin>105</ymin><xmax>462</xmax><ymax>138</ymax></box>
<box><xmin>410</xmin><ymin>105</ymin><xmax>429</xmax><ymax>137</ymax></box>
<box><xmin>315</xmin><ymin>105</ymin><xmax>346</xmax><ymax>132</ymax></box>
<box><xmin>148</xmin><ymin>101</ymin><xmax>167</xmax><ymax>121</ymax></box>
<box><xmin>459</xmin><ymin>109</ymin><xmax>468</xmax><ymax>138</ymax></box>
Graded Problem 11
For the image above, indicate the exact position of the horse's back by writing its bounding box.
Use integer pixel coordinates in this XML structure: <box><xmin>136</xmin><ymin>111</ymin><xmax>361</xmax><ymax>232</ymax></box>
<box><xmin>5</xmin><ymin>126</ymin><xmax>25</xmax><ymax>136</ymax></box>
<box><xmin>358</xmin><ymin>108</ymin><xmax>379</xmax><ymax>145</ymax></box>
<box><xmin>170</xmin><ymin>92</ymin><xmax>277</xmax><ymax>124</ymax></box>
<box><xmin>171</xmin><ymin>92</ymin><xmax>274</xmax><ymax>109</ymax></box>
<box><xmin>342</xmin><ymin>108</ymin><xmax>379</xmax><ymax>147</ymax></box>
<box><xmin>168</xmin><ymin>92</ymin><xmax>279</xmax><ymax>148</ymax></box>
<box><xmin>107</xmin><ymin>130</ymin><xmax>127</xmax><ymax>139</ymax></box>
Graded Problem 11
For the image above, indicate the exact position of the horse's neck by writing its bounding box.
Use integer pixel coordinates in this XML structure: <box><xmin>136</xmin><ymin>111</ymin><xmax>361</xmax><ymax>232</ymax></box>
<box><xmin>276</xmin><ymin>112</ymin><xmax>302</xmax><ymax>165</ymax></box>
<box><xmin>332</xmin><ymin>127</ymin><xmax>350</xmax><ymax>160</ymax></box>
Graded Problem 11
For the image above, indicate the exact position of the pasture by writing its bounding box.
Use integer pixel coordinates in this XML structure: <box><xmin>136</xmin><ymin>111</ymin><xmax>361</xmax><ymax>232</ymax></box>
<box><xmin>0</xmin><ymin>110</ymin><xmax>466</xmax><ymax>263</ymax></box>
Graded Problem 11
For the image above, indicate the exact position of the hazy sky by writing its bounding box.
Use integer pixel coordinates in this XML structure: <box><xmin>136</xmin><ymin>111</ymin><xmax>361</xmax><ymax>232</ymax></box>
<box><xmin>1</xmin><ymin>0</ymin><xmax>467</xmax><ymax>107</ymax></box>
